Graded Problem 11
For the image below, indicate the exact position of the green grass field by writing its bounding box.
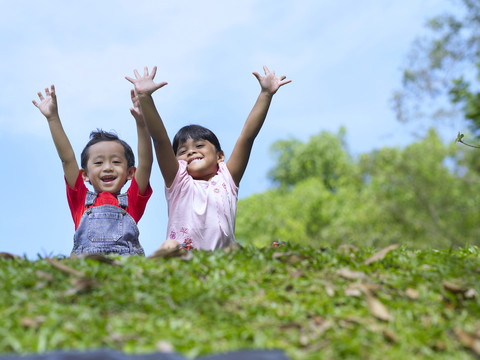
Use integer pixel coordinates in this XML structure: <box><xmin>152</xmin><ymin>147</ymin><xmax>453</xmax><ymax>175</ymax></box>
<box><xmin>1</xmin><ymin>244</ymin><xmax>479</xmax><ymax>359</ymax></box>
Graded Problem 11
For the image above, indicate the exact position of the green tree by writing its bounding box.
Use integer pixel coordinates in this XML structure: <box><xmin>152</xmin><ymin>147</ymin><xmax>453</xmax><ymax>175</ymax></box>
<box><xmin>236</xmin><ymin>129</ymin><xmax>480</xmax><ymax>248</ymax></box>
<box><xmin>393</xmin><ymin>0</ymin><xmax>480</xmax><ymax>132</ymax></box>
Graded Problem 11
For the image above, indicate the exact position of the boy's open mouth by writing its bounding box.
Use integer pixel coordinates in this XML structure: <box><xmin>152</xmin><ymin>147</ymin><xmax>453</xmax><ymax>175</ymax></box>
<box><xmin>188</xmin><ymin>157</ymin><xmax>202</xmax><ymax>165</ymax></box>
<box><xmin>101</xmin><ymin>176</ymin><xmax>117</xmax><ymax>183</ymax></box>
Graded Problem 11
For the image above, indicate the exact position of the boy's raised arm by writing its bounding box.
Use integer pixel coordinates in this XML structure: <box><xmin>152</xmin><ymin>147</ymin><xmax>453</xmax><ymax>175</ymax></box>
<box><xmin>33</xmin><ymin>85</ymin><xmax>79</xmax><ymax>188</ymax></box>
<box><xmin>227</xmin><ymin>66</ymin><xmax>291</xmax><ymax>186</ymax></box>
<box><xmin>126</xmin><ymin>66</ymin><xmax>178</xmax><ymax>188</ymax></box>
<box><xmin>129</xmin><ymin>89</ymin><xmax>153</xmax><ymax>195</ymax></box>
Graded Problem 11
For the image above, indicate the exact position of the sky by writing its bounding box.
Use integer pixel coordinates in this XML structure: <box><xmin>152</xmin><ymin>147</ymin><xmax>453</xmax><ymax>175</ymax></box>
<box><xmin>0</xmin><ymin>0</ymin><xmax>462</xmax><ymax>258</ymax></box>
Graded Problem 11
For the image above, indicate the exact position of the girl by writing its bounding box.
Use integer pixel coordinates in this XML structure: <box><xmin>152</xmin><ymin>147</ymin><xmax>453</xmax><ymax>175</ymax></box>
<box><xmin>126</xmin><ymin>66</ymin><xmax>291</xmax><ymax>250</ymax></box>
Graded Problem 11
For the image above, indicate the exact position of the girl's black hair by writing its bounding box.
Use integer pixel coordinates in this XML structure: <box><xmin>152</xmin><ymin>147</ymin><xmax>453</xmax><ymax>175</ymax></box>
<box><xmin>172</xmin><ymin>125</ymin><xmax>222</xmax><ymax>155</ymax></box>
<box><xmin>80</xmin><ymin>129</ymin><xmax>135</xmax><ymax>169</ymax></box>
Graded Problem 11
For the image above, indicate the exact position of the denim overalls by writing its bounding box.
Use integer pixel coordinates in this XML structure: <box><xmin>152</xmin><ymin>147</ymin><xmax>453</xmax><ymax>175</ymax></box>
<box><xmin>71</xmin><ymin>191</ymin><xmax>145</xmax><ymax>256</ymax></box>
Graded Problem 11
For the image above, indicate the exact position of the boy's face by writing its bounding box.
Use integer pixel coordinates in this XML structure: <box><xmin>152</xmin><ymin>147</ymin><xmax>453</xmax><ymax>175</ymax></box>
<box><xmin>176</xmin><ymin>138</ymin><xmax>224</xmax><ymax>181</ymax></box>
<box><xmin>81</xmin><ymin>141</ymin><xmax>135</xmax><ymax>194</ymax></box>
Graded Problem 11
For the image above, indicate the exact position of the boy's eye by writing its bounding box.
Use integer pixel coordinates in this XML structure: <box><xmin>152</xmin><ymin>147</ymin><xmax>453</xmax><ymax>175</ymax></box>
<box><xmin>94</xmin><ymin>161</ymin><xmax>103</xmax><ymax>165</ymax></box>
<box><xmin>113</xmin><ymin>161</ymin><xmax>121</xmax><ymax>164</ymax></box>
<box><xmin>196</xmin><ymin>144</ymin><xmax>204</xmax><ymax>148</ymax></box>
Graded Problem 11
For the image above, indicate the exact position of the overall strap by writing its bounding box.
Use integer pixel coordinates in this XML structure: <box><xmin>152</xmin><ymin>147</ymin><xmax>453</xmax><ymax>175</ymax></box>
<box><xmin>117</xmin><ymin>193</ymin><xmax>128</xmax><ymax>209</ymax></box>
<box><xmin>85</xmin><ymin>191</ymin><xmax>98</xmax><ymax>207</ymax></box>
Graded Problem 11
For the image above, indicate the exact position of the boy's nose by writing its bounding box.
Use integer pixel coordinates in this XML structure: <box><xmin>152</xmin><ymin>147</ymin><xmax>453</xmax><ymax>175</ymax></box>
<box><xmin>103</xmin><ymin>162</ymin><xmax>113</xmax><ymax>170</ymax></box>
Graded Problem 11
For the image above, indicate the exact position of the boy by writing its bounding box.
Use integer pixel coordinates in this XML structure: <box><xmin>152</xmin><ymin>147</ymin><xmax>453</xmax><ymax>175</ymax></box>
<box><xmin>33</xmin><ymin>85</ymin><xmax>153</xmax><ymax>255</ymax></box>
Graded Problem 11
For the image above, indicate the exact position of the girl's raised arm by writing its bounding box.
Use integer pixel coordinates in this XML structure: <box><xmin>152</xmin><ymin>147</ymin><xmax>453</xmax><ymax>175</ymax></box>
<box><xmin>126</xmin><ymin>67</ymin><xmax>179</xmax><ymax>187</ymax></box>
<box><xmin>227</xmin><ymin>66</ymin><xmax>291</xmax><ymax>186</ymax></box>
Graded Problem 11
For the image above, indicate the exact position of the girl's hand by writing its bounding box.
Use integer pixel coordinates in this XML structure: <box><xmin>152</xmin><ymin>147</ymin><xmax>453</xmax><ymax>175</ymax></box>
<box><xmin>32</xmin><ymin>85</ymin><xmax>59</xmax><ymax>120</ymax></box>
<box><xmin>125</xmin><ymin>66</ymin><xmax>167</xmax><ymax>97</ymax></box>
<box><xmin>253</xmin><ymin>66</ymin><xmax>291</xmax><ymax>95</ymax></box>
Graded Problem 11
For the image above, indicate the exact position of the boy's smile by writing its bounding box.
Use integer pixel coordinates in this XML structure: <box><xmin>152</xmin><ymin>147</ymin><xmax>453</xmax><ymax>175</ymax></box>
<box><xmin>82</xmin><ymin>141</ymin><xmax>135</xmax><ymax>194</ymax></box>
<box><xmin>176</xmin><ymin>138</ymin><xmax>224</xmax><ymax>181</ymax></box>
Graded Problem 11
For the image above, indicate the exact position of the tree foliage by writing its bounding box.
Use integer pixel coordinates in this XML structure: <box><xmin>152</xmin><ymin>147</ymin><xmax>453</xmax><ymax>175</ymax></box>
<box><xmin>236</xmin><ymin>129</ymin><xmax>480</xmax><ymax>248</ymax></box>
<box><xmin>393</xmin><ymin>0</ymin><xmax>480</xmax><ymax>132</ymax></box>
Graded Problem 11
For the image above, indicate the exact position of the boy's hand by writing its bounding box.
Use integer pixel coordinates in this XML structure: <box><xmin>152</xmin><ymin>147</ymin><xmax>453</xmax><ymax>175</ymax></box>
<box><xmin>129</xmin><ymin>89</ymin><xmax>144</xmax><ymax>123</ymax></box>
<box><xmin>253</xmin><ymin>66</ymin><xmax>291</xmax><ymax>95</ymax></box>
<box><xmin>32</xmin><ymin>85</ymin><xmax>59</xmax><ymax>120</ymax></box>
<box><xmin>125</xmin><ymin>66</ymin><xmax>167</xmax><ymax>97</ymax></box>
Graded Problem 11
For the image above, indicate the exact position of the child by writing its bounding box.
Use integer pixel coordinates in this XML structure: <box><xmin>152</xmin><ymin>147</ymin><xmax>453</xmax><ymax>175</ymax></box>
<box><xmin>126</xmin><ymin>66</ymin><xmax>291</xmax><ymax>251</ymax></box>
<box><xmin>32</xmin><ymin>85</ymin><xmax>153</xmax><ymax>256</ymax></box>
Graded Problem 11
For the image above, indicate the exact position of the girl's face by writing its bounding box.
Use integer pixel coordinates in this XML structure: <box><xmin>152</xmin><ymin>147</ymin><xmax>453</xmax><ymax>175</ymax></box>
<box><xmin>176</xmin><ymin>138</ymin><xmax>224</xmax><ymax>181</ymax></box>
<box><xmin>82</xmin><ymin>141</ymin><xmax>135</xmax><ymax>194</ymax></box>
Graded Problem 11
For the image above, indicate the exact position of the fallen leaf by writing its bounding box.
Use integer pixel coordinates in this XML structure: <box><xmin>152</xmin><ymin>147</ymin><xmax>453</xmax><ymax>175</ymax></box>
<box><xmin>36</xmin><ymin>270</ymin><xmax>54</xmax><ymax>282</ymax></box>
<box><xmin>337</xmin><ymin>244</ymin><xmax>358</xmax><ymax>255</ymax></box>
<box><xmin>464</xmin><ymin>288</ymin><xmax>478</xmax><ymax>299</ymax></box>
<box><xmin>0</xmin><ymin>252</ymin><xmax>22</xmax><ymax>259</ymax></box>
<box><xmin>148</xmin><ymin>247</ymin><xmax>192</xmax><ymax>260</ymax></box>
<box><xmin>442</xmin><ymin>280</ymin><xmax>465</xmax><ymax>294</ymax></box>
<box><xmin>156</xmin><ymin>340</ymin><xmax>174</xmax><ymax>353</ymax></box>
<box><xmin>46</xmin><ymin>258</ymin><xmax>85</xmax><ymax>278</ymax></box>
<box><xmin>382</xmin><ymin>328</ymin><xmax>398</xmax><ymax>343</ymax></box>
<box><xmin>63</xmin><ymin>277</ymin><xmax>99</xmax><ymax>296</ymax></box>
<box><xmin>454</xmin><ymin>328</ymin><xmax>480</xmax><ymax>355</ymax></box>
<box><xmin>405</xmin><ymin>288</ymin><xmax>419</xmax><ymax>300</ymax></box>
<box><xmin>336</xmin><ymin>268</ymin><xmax>367</xmax><ymax>281</ymax></box>
<box><xmin>79</xmin><ymin>254</ymin><xmax>122</xmax><ymax>266</ymax></box>
<box><xmin>344</xmin><ymin>284</ymin><xmax>362</xmax><ymax>297</ymax></box>
<box><xmin>365</xmin><ymin>293</ymin><xmax>393</xmax><ymax>322</ymax></box>
<box><xmin>364</xmin><ymin>244</ymin><xmax>399</xmax><ymax>265</ymax></box>
<box><xmin>20</xmin><ymin>316</ymin><xmax>46</xmax><ymax>328</ymax></box>
<box><xmin>273</xmin><ymin>252</ymin><xmax>308</xmax><ymax>264</ymax></box>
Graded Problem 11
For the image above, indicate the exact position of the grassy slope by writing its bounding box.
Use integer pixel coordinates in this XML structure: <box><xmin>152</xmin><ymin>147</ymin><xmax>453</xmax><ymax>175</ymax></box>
<box><xmin>0</xmin><ymin>244</ymin><xmax>479</xmax><ymax>360</ymax></box>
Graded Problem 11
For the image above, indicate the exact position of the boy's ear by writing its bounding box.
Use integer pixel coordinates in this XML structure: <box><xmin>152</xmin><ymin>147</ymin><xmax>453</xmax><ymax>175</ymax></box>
<box><xmin>217</xmin><ymin>151</ymin><xmax>225</xmax><ymax>163</ymax></box>
<box><xmin>81</xmin><ymin>169</ymin><xmax>90</xmax><ymax>183</ymax></box>
<box><xmin>126</xmin><ymin>166</ymin><xmax>136</xmax><ymax>181</ymax></box>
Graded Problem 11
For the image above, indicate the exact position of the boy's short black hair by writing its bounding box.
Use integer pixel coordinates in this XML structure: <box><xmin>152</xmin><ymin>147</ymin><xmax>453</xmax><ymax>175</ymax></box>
<box><xmin>80</xmin><ymin>129</ymin><xmax>135</xmax><ymax>169</ymax></box>
<box><xmin>172</xmin><ymin>125</ymin><xmax>222</xmax><ymax>155</ymax></box>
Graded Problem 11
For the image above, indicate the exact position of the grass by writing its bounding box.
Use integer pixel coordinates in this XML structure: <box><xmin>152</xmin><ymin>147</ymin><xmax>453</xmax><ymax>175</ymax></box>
<box><xmin>0</xmin><ymin>244</ymin><xmax>479</xmax><ymax>359</ymax></box>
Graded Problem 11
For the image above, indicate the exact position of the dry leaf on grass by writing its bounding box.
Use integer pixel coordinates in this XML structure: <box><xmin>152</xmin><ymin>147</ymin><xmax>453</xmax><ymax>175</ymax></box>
<box><xmin>63</xmin><ymin>277</ymin><xmax>100</xmax><ymax>296</ymax></box>
<box><xmin>0</xmin><ymin>252</ymin><xmax>22</xmax><ymax>259</ymax></box>
<box><xmin>454</xmin><ymin>328</ymin><xmax>480</xmax><ymax>355</ymax></box>
<box><xmin>337</xmin><ymin>244</ymin><xmax>358</xmax><ymax>255</ymax></box>
<box><xmin>365</xmin><ymin>293</ymin><xmax>393</xmax><ymax>321</ymax></box>
<box><xmin>272</xmin><ymin>252</ymin><xmax>308</xmax><ymax>264</ymax></box>
<box><xmin>405</xmin><ymin>288</ymin><xmax>420</xmax><ymax>300</ymax></box>
<box><xmin>46</xmin><ymin>257</ymin><xmax>85</xmax><ymax>278</ymax></box>
<box><xmin>148</xmin><ymin>247</ymin><xmax>192</xmax><ymax>261</ymax></box>
<box><xmin>75</xmin><ymin>253</ymin><xmax>122</xmax><ymax>266</ymax></box>
<box><xmin>364</xmin><ymin>244</ymin><xmax>399</xmax><ymax>265</ymax></box>
<box><xmin>336</xmin><ymin>268</ymin><xmax>367</xmax><ymax>281</ymax></box>
<box><xmin>443</xmin><ymin>280</ymin><xmax>477</xmax><ymax>299</ymax></box>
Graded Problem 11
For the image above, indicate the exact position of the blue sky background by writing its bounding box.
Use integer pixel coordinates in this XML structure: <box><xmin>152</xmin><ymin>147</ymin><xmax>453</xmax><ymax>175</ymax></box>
<box><xmin>1</xmin><ymin>0</ymin><xmax>463</xmax><ymax>258</ymax></box>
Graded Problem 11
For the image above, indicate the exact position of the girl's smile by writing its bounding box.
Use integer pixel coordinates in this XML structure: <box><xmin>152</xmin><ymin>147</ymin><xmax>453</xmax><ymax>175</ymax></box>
<box><xmin>176</xmin><ymin>138</ymin><xmax>224</xmax><ymax>181</ymax></box>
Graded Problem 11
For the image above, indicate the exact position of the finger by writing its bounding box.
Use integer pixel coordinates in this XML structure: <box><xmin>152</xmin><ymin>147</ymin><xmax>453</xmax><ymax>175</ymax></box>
<box><xmin>280</xmin><ymin>75</ymin><xmax>287</xmax><ymax>81</ymax></box>
<box><xmin>151</xmin><ymin>66</ymin><xmax>157</xmax><ymax>78</ymax></box>
<box><xmin>252</xmin><ymin>72</ymin><xmax>262</xmax><ymax>81</ymax></box>
<box><xmin>144</xmin><ymin>66</ymin><xmax>148</xmax><ymax>77</ymax></box>
<box><xmin>37</xmin><ymin>92</ymin><xmax>44</xmax><ymax>101</ymax></box>
<box><xmin>125</xmin><ymin>76</ymin><xmax>135</xmax><ymax>84</ymax></box>
<box><xmin>263</xmin><ymin>65</ymin><xmax>270</xmax><ymax>75</ymax></box>
<box><xmin>45</xmin><ymin>87</ymin><xmax>50</xmax><ymax>96</ymax></box>
<box><xmin>130</xmin><ymin>89</ymin><xmax>136</xmax><ymax>100</ymax></box>
<box><xmin>134</xmin><ymin>69</ymin><xmax>141</xmax><ymax>79</ymax></box>
<box><xmin>279</xmin><ymin>79</ymin><xmax>292</xmax><ymax>86</ymax></box>
<box><xmin>50</xmin><ymin>85</ymin><xmax>56</xmax><ymax>99</ymax></box>
<box><xmin>32</xmin><ymin>100</ymin><xmax>38</xmax><ymax>107</ymax></box>
<box><xmin>154</xmin><ymin>81</ymin><xmax>168</xmax><ymax>90</ymax></box>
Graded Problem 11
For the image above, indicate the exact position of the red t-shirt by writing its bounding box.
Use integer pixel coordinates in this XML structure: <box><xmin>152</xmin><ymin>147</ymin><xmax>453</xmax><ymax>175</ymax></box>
<box><xmin>66</xmin><ymin>171</ymin><xmax>153</xmax><ymax>230</ymax></box>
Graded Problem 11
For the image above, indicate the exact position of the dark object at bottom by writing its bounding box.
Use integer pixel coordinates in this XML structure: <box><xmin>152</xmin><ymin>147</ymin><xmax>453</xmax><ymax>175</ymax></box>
<box><xmin>0</xmin><ymin>349</ymin><xmax>291</xmax><ymax>360</ymax></box>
